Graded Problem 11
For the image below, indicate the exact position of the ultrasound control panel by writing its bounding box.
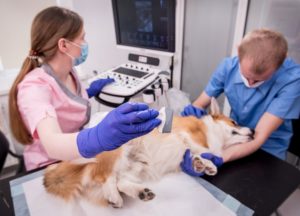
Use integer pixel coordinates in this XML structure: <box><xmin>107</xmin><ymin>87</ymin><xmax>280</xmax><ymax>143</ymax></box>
<box><xmin>88</xmin><ymin>63</ymin><xmax>160</xmax><ymax>97</ymax></box>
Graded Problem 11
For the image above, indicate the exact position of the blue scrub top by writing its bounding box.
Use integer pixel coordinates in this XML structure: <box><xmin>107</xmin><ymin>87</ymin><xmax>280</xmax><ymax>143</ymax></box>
<box><xmin>205</xmin><ymin>56</ymin><xmax>300</xmax><ymax>159</ymax></box>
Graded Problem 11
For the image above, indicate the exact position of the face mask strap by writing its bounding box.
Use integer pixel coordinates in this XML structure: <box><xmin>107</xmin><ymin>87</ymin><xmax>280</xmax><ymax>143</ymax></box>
<box><xmin>64</xmin><ymin>40</ymin><xmax>79</xmax><ymax>60</ymax></box>
<box><xmin>63</xmin><ymin>39</ymin><xmax>88</xmax><ymax>66</ymax></box>
<box><xmin>65</xmin><ymin>52</ymin><xmax>75</xmax><ymax>60</ymax></box>
<box><xmin>66</xmin><ymin>39</ymin><xmax>81</xmax><ymax>48</ymax></box>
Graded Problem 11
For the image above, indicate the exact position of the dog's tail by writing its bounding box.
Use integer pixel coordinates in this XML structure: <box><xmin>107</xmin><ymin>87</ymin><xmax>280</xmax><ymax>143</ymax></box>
<box><xmin>43</xmin><ymin>162</ymin><xmax>87</xmax><ymax>201</ymax></box>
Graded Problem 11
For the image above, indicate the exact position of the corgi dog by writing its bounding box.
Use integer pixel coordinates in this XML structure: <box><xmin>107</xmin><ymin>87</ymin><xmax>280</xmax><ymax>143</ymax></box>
<box><xmin>43</xmin><ymin>98</ymin><xmax>254</xmax><ymax>208</ymax></box>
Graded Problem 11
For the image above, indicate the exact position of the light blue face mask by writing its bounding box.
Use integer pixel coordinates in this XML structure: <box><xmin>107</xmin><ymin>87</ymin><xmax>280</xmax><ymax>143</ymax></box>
<box><xmin>66</xmin><ymin>40</ymin><xmax>89</xmax><ymax>66</ymax></box>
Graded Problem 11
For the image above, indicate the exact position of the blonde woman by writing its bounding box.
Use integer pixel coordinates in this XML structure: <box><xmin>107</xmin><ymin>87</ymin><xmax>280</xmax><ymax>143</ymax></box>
<box><xmin>9</xmin><ymin>6</ymin><xmax>161</xmax><ymax>171</ymax></box>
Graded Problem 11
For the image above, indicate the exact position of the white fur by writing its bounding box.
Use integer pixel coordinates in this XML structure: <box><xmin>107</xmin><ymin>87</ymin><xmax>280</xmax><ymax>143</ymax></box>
<box><xmin>93</xmin><ymin>115</ymin><xmax>253</xmax><ymax>207</ymax></box>
<box><xmin>46</xmin><ymin>98</ymin><xmax>254</xmax><ymax>207</ymax></box>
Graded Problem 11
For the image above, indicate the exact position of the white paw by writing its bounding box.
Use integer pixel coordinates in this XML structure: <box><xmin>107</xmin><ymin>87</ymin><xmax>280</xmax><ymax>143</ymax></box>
<box><xmin>202</xmin><ymin>158</ymin><xmax>217</xmax><ymax>176</ymax></box>
<box><xmin>107</xmin><ymin>195</ymin><xmax>123</xmax><ymax>208</ymax></box>
<box><xmin>192</xmin><ymin>155</ymin><xmax>218</xmax><ymax>176</ymax></box>
<box><xmin>192</xmin><ymin>155</ymin><xmax>206</xmax><ymax>173</ymax></box>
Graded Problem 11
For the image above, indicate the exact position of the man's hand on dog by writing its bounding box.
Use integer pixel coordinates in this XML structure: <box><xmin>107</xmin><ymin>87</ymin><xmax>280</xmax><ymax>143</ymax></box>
<box><xmin>181</xmin><ymin>104</ymin><xmax>207</xmax><ymax>118</ymax></box>
<box><xmin>180</xmin><ymin>149</ymin><xmax>223</xmax><ymax>177</ymax></box>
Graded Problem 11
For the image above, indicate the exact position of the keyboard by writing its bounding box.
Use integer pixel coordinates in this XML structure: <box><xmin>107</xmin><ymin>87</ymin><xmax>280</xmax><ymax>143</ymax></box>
<box><xmin>88</xmin><ymin>63</ymin><xmax>160</xmax><ymax>96</ymax></box>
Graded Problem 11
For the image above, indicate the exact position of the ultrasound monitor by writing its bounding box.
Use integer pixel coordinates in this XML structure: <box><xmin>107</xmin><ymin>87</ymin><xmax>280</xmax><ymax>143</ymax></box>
<box><xmin>112</xmin><ymin>0</ymin><xmax>176</xmax><ymax>53</ymax></box>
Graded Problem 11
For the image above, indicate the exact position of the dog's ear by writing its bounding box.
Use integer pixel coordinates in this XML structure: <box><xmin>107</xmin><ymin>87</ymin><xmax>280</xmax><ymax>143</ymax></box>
<box><xmin>210</xmin><ymin>97</ymin><xmax>220</xmax><ymax>115</ymax></box>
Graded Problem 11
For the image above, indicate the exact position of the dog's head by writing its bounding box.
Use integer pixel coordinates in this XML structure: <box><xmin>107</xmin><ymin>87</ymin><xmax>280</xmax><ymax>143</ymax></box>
<box><xmin>203</xmin><ymin>98</ymin><xmax>254</xmax><ymax>147</ymax></box>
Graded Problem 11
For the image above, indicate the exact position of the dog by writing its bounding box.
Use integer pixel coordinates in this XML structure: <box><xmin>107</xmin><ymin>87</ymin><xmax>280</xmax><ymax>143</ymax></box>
<box><xmin>43</xmin><ymin>98</ymin><xmax>254</xmax><ymax>208</ymax></box>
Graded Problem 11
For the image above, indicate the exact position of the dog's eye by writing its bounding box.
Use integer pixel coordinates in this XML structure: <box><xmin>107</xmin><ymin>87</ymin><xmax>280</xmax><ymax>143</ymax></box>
<box><xmin>231</xmin><ymin>131</ymin><xmax>239</xmax><ymax>135</ymax></box>
<box><xmin>231</xmin><ymin>120</ymin><xmax>237</xmax><ymax>126</ymax></box>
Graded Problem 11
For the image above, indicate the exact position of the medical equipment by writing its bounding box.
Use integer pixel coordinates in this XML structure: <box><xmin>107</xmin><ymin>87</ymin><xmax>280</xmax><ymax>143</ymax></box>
<box><xmin>112</xmin><ymin>0</ymin><xmax>176</xmax><ymax>53</ymax></box>
<box><xmin>90</xmin><ymin>0</ymin><xmax>176</xmax><ymax>107</ymax></box>
<box><xmin>157</xmin><ymin>107</ymin><xmax>173</xmax><ymax>133</ymax></box>
<box><xmin>88</xmin><ymin>61</ymin><xmax>167</xmax><ymax>107</ymax></box>
<box><xmin>90</xmin><ymin>63</ymin><xmax>160</xmax><ymax>96</ymax></box>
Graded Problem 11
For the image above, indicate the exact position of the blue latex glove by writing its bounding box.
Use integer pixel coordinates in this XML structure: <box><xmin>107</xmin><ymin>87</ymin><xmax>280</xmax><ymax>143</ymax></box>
<box><xmin>77</xmin><ymin>102</ymin><xmax>161</xmax><ymax>158</ymax></box>
<box><xmin>86</xmin><ymin>78</ymin><xmax>114</xmax><ymax>98</ymax></box>
<box><xmin>181</xmin><ymin>104</ymin><xmax>207</xmax><ymax>118</ymax></box>
<box><xmin>180</xmin><ymin>149</ymin><xmax>223</xmax><ymax>177</ymax></box>
<box><xmin>201</xmin><ymin>152</ymin><xmax>223</xmax><ymax>168</ymax></box>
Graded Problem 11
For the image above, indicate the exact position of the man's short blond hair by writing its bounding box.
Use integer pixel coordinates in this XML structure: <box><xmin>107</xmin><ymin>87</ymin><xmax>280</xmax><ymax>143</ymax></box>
<box><xmin>238</xmin><ymin>29</ymin><xmax>288</xmax><ymax>74</ymax></box>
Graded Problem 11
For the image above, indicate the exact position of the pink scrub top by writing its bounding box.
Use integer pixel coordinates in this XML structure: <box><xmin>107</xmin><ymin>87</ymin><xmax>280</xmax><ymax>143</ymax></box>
<box><xmin>17</xmin><ymin>64</ymin><xmax>91</xmax><ymax>170</ymax></box>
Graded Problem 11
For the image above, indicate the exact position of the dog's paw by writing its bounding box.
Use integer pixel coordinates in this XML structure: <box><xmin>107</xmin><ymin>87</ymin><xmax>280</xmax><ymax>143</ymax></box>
<box><xmin>108</xmin><ymin>198</ymin><xmax>123</xmax><ymax>208</ymax></box>
<box><xmin>192</xmin><ymin>155</ymin><xmax>218</xmax><ymax>176</ymax></box>
<box><xmin>192</xmin><ymin>155</ymin><xmax>206</xmax><ymax>173</ymax></box>
<box><xmin>138</xmin><ymin>188</ymin><xmax>155</xmax><ymax>201</ymax></box>
<box><xmin>106</xmin><ymin>193</ymin><xmax>123</xmax><ymax>208</ymax></box>
<box><xmin>201</xmin><ymin>158</ymin><xmax>217</xmax><ymax>176</ymax></box>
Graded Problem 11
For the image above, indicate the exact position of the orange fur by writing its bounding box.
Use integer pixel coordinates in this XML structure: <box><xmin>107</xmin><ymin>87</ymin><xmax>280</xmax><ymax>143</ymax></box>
<box><xmin>172</xmin><ymin>116</ymin><xmax>208</xmax><ymax>148</ymax></box>
<box><xmin>43</xmin><ymin>147</ymin><xmax>122</xmax><ymax>201</ymax></box>
<box><xmin>43</xmin><ymin>162</ymin><xmax>87</xmax><ymax>200</ymax></box>
<box><xmin>43</xmin><ymin>109</ymin><xmax>253</xmax><ymax>207</ymax></box>
<box><xmin>92</xmin><ymin>148</ymin><xmax>122</xmax><ymax>183</ymax></box>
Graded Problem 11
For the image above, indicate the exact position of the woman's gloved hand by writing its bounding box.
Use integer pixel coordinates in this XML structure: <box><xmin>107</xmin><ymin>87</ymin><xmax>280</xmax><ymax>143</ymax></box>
<box><xmin>86</xmin><ymin>78</ymin><xmax>114</xmax><ymax>98</ymax></box>
<box><xmin>180</xmin><ymin>149</ymin><xmax>223</xmax><ymax>177</ymax></box>
<box><xmin>181</xmin><ymin>104</ymin><xmax>207</xmax><ymax>118</ymax></box>
<box><xmin>77</xmin><ymin>102</ymin><xmax>161</xmax><ymax>158</ymax></box>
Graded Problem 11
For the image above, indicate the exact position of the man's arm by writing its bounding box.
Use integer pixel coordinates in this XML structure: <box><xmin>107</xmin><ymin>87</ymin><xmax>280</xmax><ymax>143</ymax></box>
<box><xmin>193</xmin><ymin>92</ymin><xmax>212</xmax><ymax>109</ymax></box>
<box><xmin>222</xmin><ymin>112</ymin><xmax>284</xmax><ymax>162</ymax></box>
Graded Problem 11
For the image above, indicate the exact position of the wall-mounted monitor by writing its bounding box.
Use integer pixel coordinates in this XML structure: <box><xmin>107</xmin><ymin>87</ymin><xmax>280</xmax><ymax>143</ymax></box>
<box><xmin>112</xmin><ymin>0</ymin><xmax>176</xmax><ymax>53</ymax></box>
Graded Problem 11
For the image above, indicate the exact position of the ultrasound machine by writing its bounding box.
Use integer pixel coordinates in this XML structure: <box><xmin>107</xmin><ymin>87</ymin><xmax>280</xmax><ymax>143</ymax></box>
<box><xmin>88</xmin><ymin>0</ymin><xmax>176</xmax><ymax>107</ymax></box>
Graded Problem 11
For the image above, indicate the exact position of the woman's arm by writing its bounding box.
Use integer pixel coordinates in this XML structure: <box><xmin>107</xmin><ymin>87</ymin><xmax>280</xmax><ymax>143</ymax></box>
<box><xmin>222</xmin><ymin>112</ymin><xmax>284</xmax><ymax>162</ymax></box>
<box><xmin>37</xmin><ymin>116</ymin><xmax>81</xmax><ymax>160</ymax></box>
<box><xmin>37</xmin><ymin>102</ymin><xmax>161</xmax><ymax>159</ymax></box>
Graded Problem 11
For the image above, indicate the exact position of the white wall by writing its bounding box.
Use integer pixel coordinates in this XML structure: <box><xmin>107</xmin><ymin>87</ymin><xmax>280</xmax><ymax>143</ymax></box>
<box><xmin>72</xmin><ymin>0</ymin><xmax>128</xmax><ymax>75</ymax></box>
<box><xmin>245</xmin><ymin>0</ymin><xmax>300</xmax><ymax>64</ymax></box>
<box><xmin>0</xmin><ymin>0</ymin><xmax>56</xmax><ymax>69</ymax></box>
<box><xmin>181</xmin><ymin>0</ymin><xmax>238</xmax><ymax>101</ymax></box>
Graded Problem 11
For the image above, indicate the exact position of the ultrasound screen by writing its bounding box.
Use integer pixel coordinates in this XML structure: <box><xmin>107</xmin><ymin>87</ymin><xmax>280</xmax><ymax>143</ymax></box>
<box><xmin>112</xmin><ymin>0</ymin><xmax>175</xmax><ymax>52</ymax></box>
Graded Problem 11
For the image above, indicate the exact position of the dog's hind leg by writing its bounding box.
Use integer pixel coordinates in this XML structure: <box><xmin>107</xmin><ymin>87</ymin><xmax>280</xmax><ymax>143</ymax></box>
<box><xmin>101</xmin><ymin>175</ymin><xmax>124</xmax><ymax>208</ymax></box>
<box><xmin>117</xmin><ymin>178</ymin><xmax>155</xmax><ymax>201</ymax></box>
<box><xmin>178</xmin><ymin>132</ymin><xmax>218</xmax><ymax>176</ymax></box>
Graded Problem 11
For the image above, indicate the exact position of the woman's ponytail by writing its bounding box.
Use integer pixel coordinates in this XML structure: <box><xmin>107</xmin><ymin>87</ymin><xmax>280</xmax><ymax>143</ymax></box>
<box><xmin>9</xmin><ymin>56</ymin><xmax>39</xmax><ymax>144</ymax></box>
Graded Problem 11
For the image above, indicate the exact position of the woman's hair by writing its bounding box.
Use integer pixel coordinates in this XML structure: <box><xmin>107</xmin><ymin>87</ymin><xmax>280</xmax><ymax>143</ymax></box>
<box><xmin>9</xmin><ymin>6</ymin><xmax>83</xmax><ymax>144</ymax></box>
<box><xmin>238</xmin><ymin>28</ymin><xmax>288</xmax><ymax>74</ymax></box>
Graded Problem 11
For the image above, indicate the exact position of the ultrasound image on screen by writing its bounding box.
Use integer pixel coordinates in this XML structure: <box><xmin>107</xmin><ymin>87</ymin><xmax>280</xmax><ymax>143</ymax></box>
<box><xmin>136</xmin><ymin>1</ymin><xmax>153</xmax><ymax>32</ymax></box>
<box><xmin>113</xmin><ymin>0</ymin><xmax>175</xmax><ymax>52</ymax></box>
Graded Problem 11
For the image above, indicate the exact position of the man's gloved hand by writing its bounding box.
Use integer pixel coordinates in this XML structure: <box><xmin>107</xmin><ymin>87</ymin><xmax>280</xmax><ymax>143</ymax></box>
<box><xmin>86</xmin><ymin>78</ymin><xmax>114</xmax><ymax>98</ymax></box>
<box><xmin>180</xmin><ymin>149</ymin><xmax>223</xmax><ymax>177</ymax></box>
<box><xmin>77</xmin><ymin>102</ymin><xmax>161</xmax><ymax>158</ymax></box>
<box><xmin>201</xmin><ymin>152</ymin><xmax>223</xmax><ymax>168</ymax></box>
<box><xmin>181</xmin><ymin>104</ymin><xmax>207</xmax><ymax>118</ymax></box>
